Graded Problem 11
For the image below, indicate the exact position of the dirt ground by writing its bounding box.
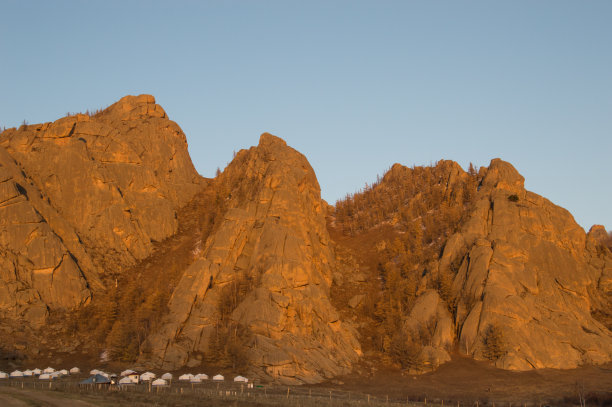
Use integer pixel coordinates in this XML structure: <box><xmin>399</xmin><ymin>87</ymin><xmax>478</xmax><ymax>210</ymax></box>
<box><xmin>322</xmin><ymin>354</ymin><xmax>612</xmax><ymax>405</ymax></box>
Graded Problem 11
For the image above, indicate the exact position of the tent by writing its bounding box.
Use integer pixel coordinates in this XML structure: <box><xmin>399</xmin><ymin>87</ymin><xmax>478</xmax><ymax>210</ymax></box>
<box><xmin>43</xmin><ymin>367</ymin><xmax>55</xmax><ymax>374</ymax></box>
<box><xmin>79</xmin><ymin>374</ymin><xmax>111</xmax><ymax>385</ymax></box>
<box><xmin>233</xmin><ymin>375</ymin><xmax>248</xmax><ymax>383</ymax></box>
<box><xmin>189</xmin><ymin>377</ymin><xmax>202</xmax><ymax>383</ymax></box>
<box><xmin>161</xmin><ymin>373</ymin><xmax>173</xmax><ymax>381</ymax></box>
<box><xmin>195</xmin><ymin>373</ymin><xmax>208</xmax><ymax>380</ymax></box>
<box><xmin>10</xmin><ymin>370</ymin><xmax>23</xmax><ymax>378</ymax></box>
<box><xmin>120</xmin><ymin>369</ymin><xmax>135</xmax><ymax>377</ymax></box>
<box><xmin>59</xmin><ymin>369</ymin><xmax>69</xmax><ymax>376</ymax></box>
<box><xmin>0</xmin><ymin>372</ymin><xmax>8</xmax><ymax>379</ymax></box>
<box><xmin>32</xmin><ymin>368</ymin><xmax>42</xmax><ymax>375</ymax></box>
<box><xmin>23</xmin><ymin>370</ymin><xmax>33</xmax><ymax>377</ymax></box>
<box><xmin>119</xmin><ymin>376</ymin><xmax>136</xmax><ymax>385</ymax></box>
<box><xmin>89</xmin><ymin>369</ymin><xmax>100</xmax><ymax>375</ymax></box>
<box><xmin>178</xmin><ymin>373</ymin><xmax>193</xmax><ymax>381</ymax></box>
<box><xmin>140</xmin><ymin>372</ymin><xmax>155</xmax><ymax>381</ymax></box>
<box><xmin>70</xmin><ymin>367</ymin><xmax>80</xmax><ymax>374</ymax></box>
<box><xmin>50</xmin><ymin>372</ymin><xmax>62</xmax><ymax>379</ymax></box>
<box><xmin>212</xmin><ymin>374</ymin><xmax>224</xmax><ymax>381</ymax></box>
<box><xmin>39</xmin><ymin>373</ymin><xmax>52</xmax><ymax>380</ymax></box>
<box><xmin>152</xmin><ymin>378</ymin><xmax>168</xmax><ymax>386</ymax></box>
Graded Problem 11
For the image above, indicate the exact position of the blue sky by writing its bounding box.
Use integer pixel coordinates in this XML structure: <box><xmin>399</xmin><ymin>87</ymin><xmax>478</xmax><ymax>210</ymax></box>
<box><xmin>1</xmin><ymin>1</ymin><xmax>610</xmax><ymax>230</ymax></box>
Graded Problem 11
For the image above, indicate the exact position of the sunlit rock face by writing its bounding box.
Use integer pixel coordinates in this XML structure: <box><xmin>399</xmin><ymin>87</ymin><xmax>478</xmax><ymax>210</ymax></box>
<box><xmin>0</xmin><ymin>95</ymin><xmax>201</xmax><ymax>326</ymax></box>
<box><xmin>144</xmin><ymin>133</ymin><xmax>361</xmax><ymax>384</ymax></box>
<box><xmin>439</xmin><ymin>159</ymin><xmax>612</xmax><ymax>369</ymax></box>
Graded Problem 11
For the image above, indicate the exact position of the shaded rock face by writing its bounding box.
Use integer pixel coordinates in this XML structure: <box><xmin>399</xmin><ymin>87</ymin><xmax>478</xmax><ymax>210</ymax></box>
<box><xmin>145</xmin><ymin>133</ymin><xmax>361</xmax><ymax>384</ymax></box>
<box><xmin>440</xmin><ymin>159</ymin><xmax>612</xmax><ymax>369</ymax></box>
<box><xmin>0</xmin><ymin>95</ymin><xmax>201</xmax><ymax>325</ymax></box>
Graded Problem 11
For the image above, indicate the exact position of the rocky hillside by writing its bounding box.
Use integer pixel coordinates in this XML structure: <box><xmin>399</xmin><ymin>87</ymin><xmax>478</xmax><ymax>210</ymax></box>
<box><xmin>329</xmin><ymin>159</ymin><xmax>612</xmax><ymax>372</ymax></box>
<box><xmin>0</xmin><ymin>95</ymin><xmax>610</xmax><ymax>383</ymax></box>
<box><xmin>0</xmin><ymin>95</ymin><xmax>201</xmax><ymax>327</ymax></box>
<box><xmin>143</xmin><ymin>134</ymin><xmax>361</xmax><ymax>384</ymax></box>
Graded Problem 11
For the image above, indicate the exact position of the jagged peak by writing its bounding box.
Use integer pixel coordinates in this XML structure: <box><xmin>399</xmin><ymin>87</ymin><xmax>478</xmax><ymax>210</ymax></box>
<box><xmin>481</xmin><ymin>158</ymin><xmax>525</xmax><ymax>192</ymax></box>
<box><xmin>258</xmin><ymin>132</ymin><xmax>288</xmax><ymax>149</ymax></box>
<box><xmin>587</xmin><ymin>224</ymin><xmax>609</xmax><ymax>243</ymax></box>
<box><xmin>100</xmin><ymin>94</ymin><xmax>167</xmax><ymax>121</ymax></box>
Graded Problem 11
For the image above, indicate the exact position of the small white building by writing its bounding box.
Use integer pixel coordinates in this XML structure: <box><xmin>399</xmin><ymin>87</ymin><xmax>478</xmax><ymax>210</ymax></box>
<box><xmin>152</xmin><ymin>378</ymin><xmax>168</xmax><ymax>386</ymax></box>
<box><xmin>43</xmin><ymin>367</ymin><xmax>55</xmax><ymax>374</ymax></box>
<box><xmin>69</xmin><ymin>367</ymin><xmax>80</xmax><ymax>374</ymax></box>
<box><xmin>195</xmin><ymin>373</ymin><xmax>208</xmax><ymax>380</ymax></box>
<box><xmin>0</xmin><ymin>372</ymin><xmax>8</xmax><ymax>379</ymax></box>
<box><xmin>119</xmin><ymin>376</ymin><xmax>136</xmax><ymax>385</ymax></box>
<box><xmin>10</xmin><ymin>370</ymin><xmax>23</xmax><ymax>378</ymax></box>
<box><xmin>50</xmin><ymin>372</ymin><xmax>62</xmax><ymax>379</ymax></box>
<box><xmin>233</xmin><ymin>375</ymin><xmax>248</xmax><ymax>383</ymax></box>
<box><xmin>23</xmin><ymin>370</ymin><xmax>33</xmax><ymax>377</ymax></box>
<box><xmin>212</xmin><ymin>374</ymin><xmax>224</xmax><ymax>381</ymax></box>
<box><xmin>89</xmin><ymin>369</ymin><xmax>100</xmax><ymax>375</ymax></box>
<box><xmin>161</xmin><ymin>373</ymin><xmax>173</xmax><ymax>381</ymax></box>
<box><xmin>178</xmin><ymin>373</ymin><xmax>193</xmax><ymax>381</ymax></box>
<box><xmin>59</xmin><ymin>369</ymin><xmax>69</xmax><ymax>376</ymax></box>
<box><xmin>120</xmin><ymin>369</ymin><xmax>135</xmax><ymax>377</ymax></box>
<box><xmin>128</xmin><ymin>373</ymin><xmax>140</xmax><ymax>384</ymax></box>
<box><xmin>140</xmin><ymin>372</ymin><xmax>155</xmax><ymax>381</ymax></box>
<box><xmin>32</xmin><ymin>368</ymin><xmax>42</xmax><ymax>375</ymax></box>
<box><xmin>39</xmin><ymin>373</ymin><xmax>52</xmax><ymax>380</ymax></box>
<box><xmin>189</xmin><ymin>376</ymin><xmax>202</xmax><ymax>383</ymax></box>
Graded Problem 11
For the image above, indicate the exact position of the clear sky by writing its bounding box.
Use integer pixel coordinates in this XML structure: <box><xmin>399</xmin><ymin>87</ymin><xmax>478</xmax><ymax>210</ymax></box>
<box><xmin>1</xmin><ymin>1</ymin><xmax>610</xmax><ymax>231</ymax></box>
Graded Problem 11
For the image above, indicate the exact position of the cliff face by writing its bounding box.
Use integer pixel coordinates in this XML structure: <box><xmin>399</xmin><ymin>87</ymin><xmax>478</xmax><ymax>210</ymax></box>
<box><xmin>0</xmin><ymin>95</ymin><xmax>201</xmax><ymax>326</ymax></box>
<box><xmin>441</xmin><ymin>159</ymin><xmax>612</xmax><ymax>369</ymax></box>
<box><xmin>145</xmin><ymin>134</ymin><xmax>361</xmax><ymax>384</ymax></box>
<box><xmin>1</xmin><ymin>95</ymin><xmax>610</xmax><ymax>383</ymax></box>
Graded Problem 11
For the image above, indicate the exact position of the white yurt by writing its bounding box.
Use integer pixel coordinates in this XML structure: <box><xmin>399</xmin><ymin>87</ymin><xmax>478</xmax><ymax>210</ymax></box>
<box><xmin>43</xmin><ymin>367</ymin><xmax>55</xmax><ymax>374</ymax></box>
<box><xmin>99</xmin><ymin>372</ymin><xmax>110</xmax><ymax>378</ymax></box>
<box><xmin>119</xmin><ymin>376</ymin><xmax>135</xmax><ymax>385</ymax></box>
<box><xmin>69</xmin><ymin>367</ymin><xmax>80</xmax><ymax>374</ymax></box>
<box><xmin>10</xmin><ymin>370</ymin><xmax>23</xmax><ymax>378</ymax></box>
<box><xmin>178</xmin><ymin>373</ymin><xmax>193</xmax><ymax>381</ymax></box>
<box><xmin>59</xmin><ymin>369</ymin><xmax>69</xmax><ymax>376</ymax></box>
<box><xmin>89</xmin><ymin>369</ymin><xmax>100</xmax><ymax>375</ymax></box>
<box><xmin>233</xmin><ymin>375</ymin><xmax>248</xmax><ymax>383</ymax></box>
<box><xmin>50</xmin><ymin>372</ymin><xmax>62</xmax><ymax>379</ymax></box>
<box><xmin>195</xmin><ymin>373</ymin><xmax>208</xmax><ymax>380</ymax></box>
<box><xmin>140</xmin><ymin>372</ymin><xmax>155</xmax><ymax>381</ymax></box>
<box><xmin>39</xmin><ymin>373</ymin><xmax>52</xmax><ymax>380</ymax></box>
<box><xmin>189</xmin><ymin>376</ymin><xmax>202</xmax><ymax>383</ymax></box>
<box><xmin>0</xmin><ymin>372</ymin><xmax>8</xmax><ymax>379</ymax></box>
<box><xmin>161</xmin><ymin>373</ymin><xmax>173</xmax><ymax>381</ymax></box>
<box><xmin>120</xmin><ymin>369</ymin><xmax>135</xmax><ymax>377</ymax></box>
<box><xmin>152</xmin><ymin>378</ymin><xmax>168</xmax><ymax>386</ymax></box>
<box><xmin>23</xmin><ymin>370</ymin><xmax>33</xmax><ymax>377</ymax></box>
<box><xmin>212</xmin><ymin>374</ymin><xmax>224</xmax><ymax>381</ymax></box>
<box><xmin>32</xmin><ymin>368</ymin><xmax>42</xmax><ymax>375</ymax></box>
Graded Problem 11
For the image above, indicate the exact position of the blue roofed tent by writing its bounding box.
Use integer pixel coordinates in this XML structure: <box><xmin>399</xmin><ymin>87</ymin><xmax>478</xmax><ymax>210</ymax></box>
<box><xmin>79</xmin><ymin>374</ymin><xmax>111</xmax><ymax>385</ymax></box>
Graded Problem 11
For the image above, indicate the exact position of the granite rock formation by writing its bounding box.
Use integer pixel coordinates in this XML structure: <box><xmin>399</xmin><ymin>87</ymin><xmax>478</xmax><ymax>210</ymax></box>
<box><xmin>438</xmin><ymin>159</ymin><xmax>612</xmax><ymax>369</ymax></box>
<box><xmin>0</xmin><ymin>95</ymin><xmax>610</xmax><ymax>383</ymax></box>
<box><xmin>0</xmin><ymin>95</ymin><xmax>201</xmax><ymax>326</ymax></box>
<box><xmin>144</xmin><ymin>133</ymin><xmax>361</xmax><ymax>384</ymax></box>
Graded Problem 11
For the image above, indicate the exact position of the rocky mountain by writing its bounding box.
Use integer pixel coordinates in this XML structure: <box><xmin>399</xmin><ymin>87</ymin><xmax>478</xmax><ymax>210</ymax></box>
<box><xmin>0</xmin><ymin>95</ymin><xmax>201</xmax><ymax>327</ymax></box>
<box><xmin>0</xmin><ymin>95</ymin><xmax>610</xmax><ymax>384</ymax></box>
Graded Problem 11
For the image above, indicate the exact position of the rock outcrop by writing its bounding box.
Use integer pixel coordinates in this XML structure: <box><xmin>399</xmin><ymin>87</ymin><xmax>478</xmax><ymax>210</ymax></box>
<box><xmin>144</xmin><ymin>133</ymin><xmax>361</xmax><ymax>384</ymax></box>
<box><xmin>439</xmin><ymin>159</ymin><xmax>612</xmax><ymax>369</ymax></box>
<box><xmin>0</xmin><ymin>95</ymin><xmax>201</xmax><ymax>326</ymax></box>
<box><xmin>1</xmin><ymin>94</ymin><xmax>610</xmax><ymax>381</ymax></box>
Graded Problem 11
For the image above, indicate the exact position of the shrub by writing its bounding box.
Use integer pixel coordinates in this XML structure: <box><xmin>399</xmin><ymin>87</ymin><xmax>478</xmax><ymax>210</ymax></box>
<box><xmin>508</xmin><ymin>194</ymin><xmax>519</xmax><ymax>202</ymax></box>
